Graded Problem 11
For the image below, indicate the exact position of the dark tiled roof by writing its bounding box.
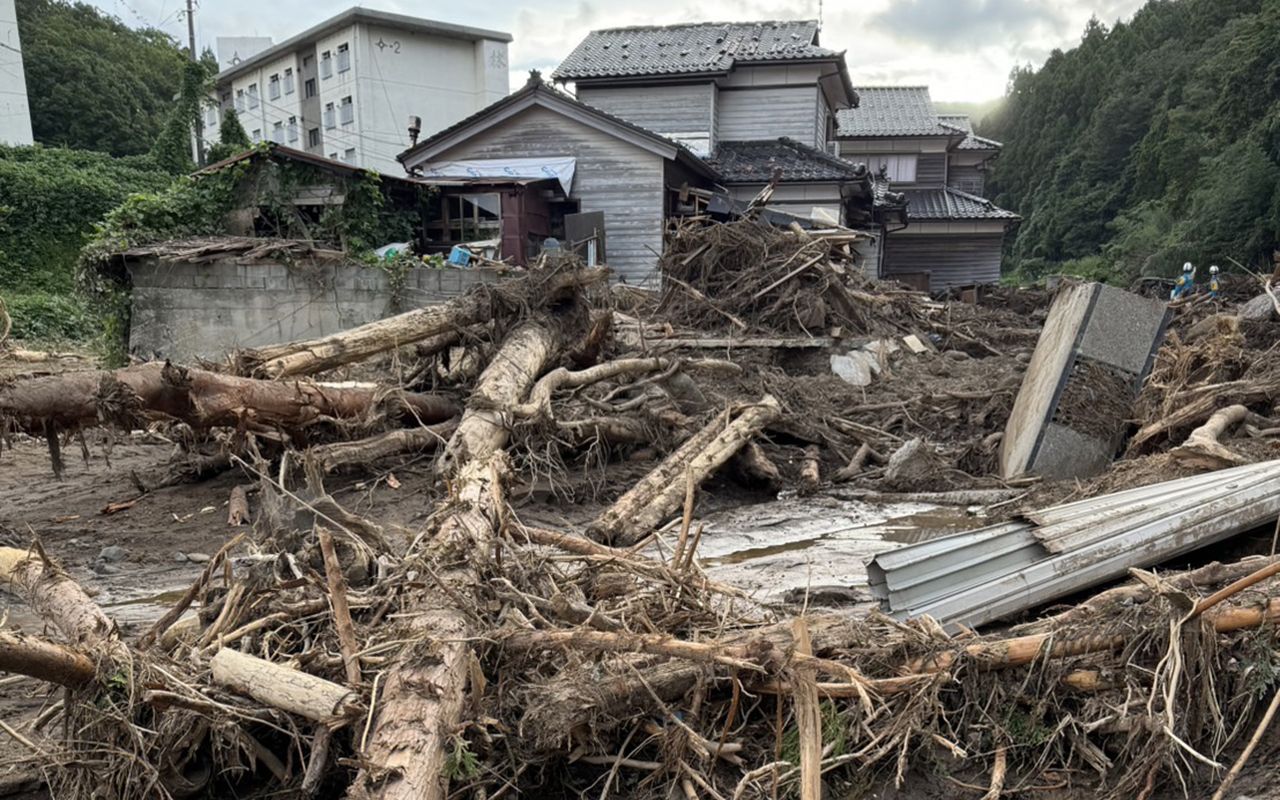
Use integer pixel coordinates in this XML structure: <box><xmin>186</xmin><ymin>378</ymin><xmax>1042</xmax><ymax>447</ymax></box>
<box><xmin>903</xmin><ymin>187</ymin><xmax>1019</xmax><ymax>221</ymax></box>
<box><xmin>938</xmin><ymin>114</ymin><xmax>1002</xmax><ymax>151</ymax></box>
<box><xmin>706</xmin><ymin>138</ymin><xmax>869</xmax><ymax>183</ymax></box>
<box><xmin>836</xmin><ymin>86</ymin><xmax>957</xmax><ymax>137</ymax></box>
<box><xmin>552</xmin><ymin>20</ymin><xmax>837</xmax><ymax>80</ymax></box>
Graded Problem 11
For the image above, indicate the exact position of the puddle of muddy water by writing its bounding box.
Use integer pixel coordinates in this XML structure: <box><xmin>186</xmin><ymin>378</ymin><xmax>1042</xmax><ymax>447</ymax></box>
<box><xmin>676</xmin><ymin>495</ymin><xmax>989</xmax><ymax>604</ymax></box>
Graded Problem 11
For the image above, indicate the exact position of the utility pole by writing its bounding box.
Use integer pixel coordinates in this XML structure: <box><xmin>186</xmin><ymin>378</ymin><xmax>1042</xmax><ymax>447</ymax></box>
<box><xmin>186</xmin><ymin>0</ymin><xmax>205</xmax><ymax>165</ymax></box>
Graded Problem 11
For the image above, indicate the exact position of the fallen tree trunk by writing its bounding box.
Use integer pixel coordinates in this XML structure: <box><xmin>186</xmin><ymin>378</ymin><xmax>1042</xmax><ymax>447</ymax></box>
<box><xmin>307</xmin><ymin>420</ymin><xmax>459</xmax><ymax>473</ymax></box>
<box><xmin>588</xmin><ymin>396</ymin><xmax>782</xmax><ymax>545</ymax></box>
<box><xmin>0</xmin><ymin>362</ymin><xmax>456</xmax><ymax>435</ymax></box>
<box><xmin>0</xmin><ymin>630</ymin><xmax>95</xmax><ymax>686</ymax></box>
<box><xmin>1169</xmin><ymin>404</ymin><xmax>1250</xmax><ymax>469</ymax></box>
<box><xmin>238</xmin><ymin>268</ymin><xmax>606</xmax><ymax>378</ymax></box>
<box><xmin>0</xmin><ymin>547</ymin><xmax>118</xmax><ymax>651</ymax></box>
<box><xmin>353</xmin><ymin>315</ymin><xmax>565</xmax><ymax>800</ymax></box>
<box><xmin>210</xmin><ymin>648</ymin><xmax>362</xmax><ymax>723</ymax></box>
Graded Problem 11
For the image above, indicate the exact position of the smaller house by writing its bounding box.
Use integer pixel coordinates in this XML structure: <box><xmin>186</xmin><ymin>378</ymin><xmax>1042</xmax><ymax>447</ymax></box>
<box><xmin>834</xmin><ymin>87</ymin><xmax>1019</xmax><ymax>291</ymax></box>
<box><xmin>397</xmin><ymin>73</ymin><xmax>721</xmax><ymax>285</ymax></box>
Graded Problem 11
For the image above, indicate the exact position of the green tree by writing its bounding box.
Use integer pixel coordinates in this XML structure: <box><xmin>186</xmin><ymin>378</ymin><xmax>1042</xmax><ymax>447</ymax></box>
<box><xmin>149</xmin><ymin>60</ymin><xmax>205</xmax><ymax>174</ymax></box>
<box><xmin>207</xmin><ymin>109</ymin><xmax>252</xmax><ymax>162</ymax></box>
<box><xmin>16</xmin><ymin>0</ymin><xmax>188</xmax><ymax>156</ymax></box>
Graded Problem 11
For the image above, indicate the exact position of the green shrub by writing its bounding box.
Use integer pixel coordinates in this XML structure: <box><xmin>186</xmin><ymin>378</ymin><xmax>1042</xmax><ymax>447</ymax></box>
<box><xmin>4</xmin><ymin>290</ymin><xmax>98</xmax><ymax>342</ymax></box>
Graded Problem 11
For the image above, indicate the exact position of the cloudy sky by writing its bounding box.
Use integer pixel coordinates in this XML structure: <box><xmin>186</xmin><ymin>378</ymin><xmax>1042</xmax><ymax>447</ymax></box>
<box><xmin>91</xmin><ymin>0</ymin><xmax>1146</xmax><ymax>101</ymax></box>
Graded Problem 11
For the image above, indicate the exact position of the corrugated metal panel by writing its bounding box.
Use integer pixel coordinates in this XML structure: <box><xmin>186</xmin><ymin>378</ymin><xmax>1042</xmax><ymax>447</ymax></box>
<box><xmin>718</xmin><ymin>87</ymin><xmax>819</xmax><ymax>147</ymax></box>
<box><xmin>433</xmin><ymin>104</ymin><xmax>665</xmax><ymax>285</ymax></box>
<box><xmin>577</xmin><ymin>84</ymin><xmax>713</xmax><ymax>137</ymax></box>
<box><xmin>883</xmin><ymin>233</ymin><xmax>1004</xmax><ymax>290</ymax></box>
<box><xmin>868</xmin><ymin>461</ymin><xmax>1280</xmax><ymax>629</ymax></box>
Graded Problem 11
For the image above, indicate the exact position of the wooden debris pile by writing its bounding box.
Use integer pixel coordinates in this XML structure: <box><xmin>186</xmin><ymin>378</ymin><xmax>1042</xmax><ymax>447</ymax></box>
<box><xmin>3</xmin><ymin>253</ymin><xmax>1280</xmax><ymax>799</ymax></box>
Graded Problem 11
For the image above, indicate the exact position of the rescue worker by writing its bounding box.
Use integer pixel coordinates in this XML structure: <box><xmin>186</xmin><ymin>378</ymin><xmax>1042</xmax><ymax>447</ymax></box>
<box><xmin>1171</xmin><ymin>262</ymin><xmax>1196</xmax><ymax>300</ymax></box>
<box><xmin>1207</xmin><ymin>264</ymin><xmax>1221</xmax><ymax>299</ymax></box>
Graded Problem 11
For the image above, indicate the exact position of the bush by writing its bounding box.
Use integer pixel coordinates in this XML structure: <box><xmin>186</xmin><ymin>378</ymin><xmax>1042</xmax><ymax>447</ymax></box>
<box><xmin>4</xmin><ymin>290</ymin><xmax>98</xmax><ymax>342</ymax></box>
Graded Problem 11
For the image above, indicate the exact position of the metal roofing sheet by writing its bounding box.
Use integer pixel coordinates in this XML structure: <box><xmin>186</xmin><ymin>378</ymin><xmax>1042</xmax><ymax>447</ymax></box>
<box><xmin>836</xmin><ymin>86</ymin><xmax>955</xmax><ymax>137</ymax></box>
<box><xmin>902</xmin><ymin>188</ymin><xmax>1019</xmax><ymax>221</ymax></box>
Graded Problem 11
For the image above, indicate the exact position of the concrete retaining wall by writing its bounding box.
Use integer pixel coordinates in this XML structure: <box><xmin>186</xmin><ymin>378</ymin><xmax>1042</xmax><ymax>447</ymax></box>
<box><xmin>128</xmin><ymin>258</ymin><xmax>501</xmax><ymax>362</ymax></box>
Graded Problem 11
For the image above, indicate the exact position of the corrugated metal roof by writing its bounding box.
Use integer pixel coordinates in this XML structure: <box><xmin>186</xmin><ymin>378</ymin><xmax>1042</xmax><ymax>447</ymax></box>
<box><xmin>903</xmin><ymin>187</ymin><xmax>1019</xmax><ymax>220</ymax></box>
<box><xmin>552</xmin><ymin>20</ymin><xmax>836</xmax><ymax>80</ymax></box>
<box><xmin>708</xmin><ymin>138</ymin><xmax>870</xmax><ymax>183</ymax></box>
<box><xmin>868</xmin><ymin>461</ymin><xmax>1280</xmax><ymax>629</ymax></box>
<box><xmin>836</xmin><ymin>87</ymin><xmax>957</xmax><ymax>138</ymax></box>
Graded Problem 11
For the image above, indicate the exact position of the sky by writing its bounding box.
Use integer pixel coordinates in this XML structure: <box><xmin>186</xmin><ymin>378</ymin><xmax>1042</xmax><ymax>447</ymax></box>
<box><xmin>91</xmin><ymin>0</ymin><xmax>1147</xmax><ymax>102</ymax></box>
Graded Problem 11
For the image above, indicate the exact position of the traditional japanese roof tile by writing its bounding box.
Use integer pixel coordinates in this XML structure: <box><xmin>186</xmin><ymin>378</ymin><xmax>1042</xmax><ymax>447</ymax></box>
<box><xmin>836</xmin><ymin>86</ymin><xmax>957</xmax><ymax>138</ymax></box>
<box><xmin>902</xmin><ymin>187</ymin><xmax>1019</xmax><ymax>221</ymax></box>
<box><xmin>552</xmin><ymin>20</ymin><xmax>839</xmax><ymax>81</ymax></box>
<box><xmin>937</xmin><ymin>114</ymin><xmax>1003</xmax><ymax>151</ymax></box>
<box><xmin>706</xmin><ymin>138</ymin><xmax>869</xmax><ymax>183</ymax></box>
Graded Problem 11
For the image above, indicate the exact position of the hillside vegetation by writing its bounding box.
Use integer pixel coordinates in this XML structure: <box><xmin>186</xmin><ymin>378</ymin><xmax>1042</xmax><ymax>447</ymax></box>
<box><xmin>981</xmin><ymin>0</ymin><xmax>1280</xmax><ymax>283</ymax></box>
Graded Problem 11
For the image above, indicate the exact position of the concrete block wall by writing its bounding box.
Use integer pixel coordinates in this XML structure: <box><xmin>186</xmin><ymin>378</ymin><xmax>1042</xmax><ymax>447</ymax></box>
<box><xmin>128</xmin><ymin>257</ymin><xmax>502</xmax><ymax>362</ymax></box>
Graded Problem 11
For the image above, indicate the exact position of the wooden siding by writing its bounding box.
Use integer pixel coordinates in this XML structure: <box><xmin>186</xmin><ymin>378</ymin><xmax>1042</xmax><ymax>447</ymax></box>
<box><xmin>915</xmin><ymin>153</ymin><xmax>946</xmax><ymax>186</ymax></box>
<box><xmin>883</xmin><ymin>233</ymin><xmax>1004</xmax><ymax>291</ymax></box>
<box><xmin>430</xmin><ymin>105</ymin><xmax>666</xmax><ymax>285</ymax></box>
<box><xmin>576</xmin><ymin>84</ymin><xmax>713</xmax><ymax>136</ymax></box>
<box><xmin>728</xmin><ymin>183</ymin><xmax>843</xmax><ymax>221</ymax></box>
<box><xmin>815</xmin><ymin>91</ymin><xmax>830</xmax><ymax>152</ymax></box>
<box><xmin>717</xmin><ymin>87</ymin><xmax>818</xmax><ymax>146</ymax></box>
<box><xmin>948</xmin><ymin>164</ymin><xmax>985</xmax><ymax>196</ymax></box>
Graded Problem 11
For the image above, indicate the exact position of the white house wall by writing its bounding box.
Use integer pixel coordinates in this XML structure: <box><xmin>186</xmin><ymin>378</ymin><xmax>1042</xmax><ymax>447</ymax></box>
<box><xmin>0</xmin><ymin>0</ymin><xmax>32</xmax><ymax>146</ymax></box>
<box><xmin>423</xmin><ymin>105</ymin><xmax>666</xmax><ymax>286</ymax></box>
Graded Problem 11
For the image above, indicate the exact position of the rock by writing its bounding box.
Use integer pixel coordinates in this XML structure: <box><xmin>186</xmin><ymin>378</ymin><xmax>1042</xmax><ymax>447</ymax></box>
<box><xmin>830</xmin><ymin>351</ymin><xmax>879</xmax><ymax>386</ymax></box>
<box><xmin>943</xmin><ymin>349</ymin><xmax>971</xmax><ymax>361</ymax></box>
<box><xmin>98</xmin><ymin>545</ymin><xmax>127</xmax><ymax>563</ymax></box>
<box><xmin>92</xmin><ymin>561</ymin><xmax>120</xmax><ymax>575</ymax></box>
<box><xmin>883</xmin><ymin>438</ymin><xmax>948</xmax><ymax>491</ymax></box>
<box><xmin>185</xmin><ymin>552</ymin><xmax>211</xmax><ymax>564</ymax></box>
<box><xmin>1239</xmin><ymin>293</ymin><xmax>1276</xmax><ymax>321</ymax></box>
<box><xmin>1016</xmin><ymin>351</ymin><xmax>1033</xmax><ymax>364</ymax></box>
<box><xmin>174</xmin><ymin>552</ymin><xmax>189</xmax><ymax>563</ymax></box>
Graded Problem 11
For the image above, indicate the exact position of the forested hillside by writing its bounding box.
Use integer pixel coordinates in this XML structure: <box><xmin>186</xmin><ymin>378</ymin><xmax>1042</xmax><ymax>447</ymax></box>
<box><xmin>981</xmin><ymin>0</ymin><xmax>1280</xmax><ymax>282</ymax></box>
<box><xmin>16</xmin><ymin>0</ymin><xmax>196</xmax><ymax>156</ymax></box>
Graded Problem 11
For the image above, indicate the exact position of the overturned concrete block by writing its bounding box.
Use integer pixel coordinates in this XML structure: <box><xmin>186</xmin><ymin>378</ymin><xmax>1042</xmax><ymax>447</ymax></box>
<box><xmin>999</xmin><ymin>281</ymin><xmax>1169</xmax><ymax>480</ymax></box>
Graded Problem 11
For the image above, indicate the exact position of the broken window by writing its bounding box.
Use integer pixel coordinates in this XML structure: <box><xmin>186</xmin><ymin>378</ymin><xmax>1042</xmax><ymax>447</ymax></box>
<box><xmin>337</xmin><ymin>43</ymin><xmax>351</xmax><ymax>73</ymax></box>
<box><xmin>864</xmin><ymin>154</ymin><xmax>917</xmax><ymax>183</ymax></box>
<box><xmin>447</xmin><ymin>194</ymin><xmax>502</xmax><ymax>242</ymax></box>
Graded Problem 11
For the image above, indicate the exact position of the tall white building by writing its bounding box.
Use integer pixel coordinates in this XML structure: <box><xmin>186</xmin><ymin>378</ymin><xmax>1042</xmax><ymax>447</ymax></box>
<box><xmin>0</xmin><ymin>0</ymin><xmax>33</xmax><ymax>146</ymax></box>
<box><xmin>203</xmin><ymin>7</ymin><xmax>510</xmax><ymax>173</ymax></box>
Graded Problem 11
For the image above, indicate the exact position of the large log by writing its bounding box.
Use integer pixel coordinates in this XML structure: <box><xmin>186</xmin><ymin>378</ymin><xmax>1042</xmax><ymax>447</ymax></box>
<box><xmin>307</xmin><ymin>420</ymin><xmax>459</xmax><ymax>472</ymax></box>
<box><xmin>0</xmin><ymin>630</ymin><xmax>95</xmax><ymax>686</ymax></box>
<box><xmin>237</xmin><ymin>267</ymin><xmax>606</xmax><ymax>378</ymax></box>
<box><xmin>0</xmin><ymin>362</ymin><xmax>455</xmax><ymax>435</ymax></box>
<box><xmin>210</xmin><ymin>648</ymin><xmax>362</xmax><ymax>722</ymax></box>
<box><xmin>588</xmin><ymin>395</ymin><xmax>782</xmax><ymax>545</ymax></box>
<box><xmin>1169</xmin><ymin>404</ymin><xmax>1249</xmax><ymax>469</ymax></box>
<box><xmin>353</xmin><ymin>317</ymin><xmax>563</xmax><ymax>800</ymax></box>
<box><xmin>0</xmin><ymin>548</ymin><xmax>117</xmax><ymax>651</ymax></box>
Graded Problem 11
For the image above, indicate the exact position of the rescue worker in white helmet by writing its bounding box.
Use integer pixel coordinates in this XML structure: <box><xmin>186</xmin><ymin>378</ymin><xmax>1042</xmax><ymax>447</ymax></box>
<box><xmin>1171</xmin><ymin>262</ymin><xmax>1196</xmax><ymax>300</ymax></box>
<box><xmin>1207</xmin><ymin>264</ymin><xmax>1221</xmax><ymax>300</ymax></box>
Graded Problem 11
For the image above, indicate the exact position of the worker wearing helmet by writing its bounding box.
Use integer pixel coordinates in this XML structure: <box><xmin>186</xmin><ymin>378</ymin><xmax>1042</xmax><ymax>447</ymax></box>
<box><xmin>1171</xmin><ymin>262</ymin><xmax>1196</xmax><ymax>300</ymax></box>
<box><xmin>1207</xmin><ymin>265</ymin><xmax>1221</xmax><ymax>299</ymax></box>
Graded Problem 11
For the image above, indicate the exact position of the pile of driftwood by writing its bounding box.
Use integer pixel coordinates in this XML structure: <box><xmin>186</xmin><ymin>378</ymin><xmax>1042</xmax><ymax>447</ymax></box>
<box><xmin>3</xmin><ymin>250</ymin><xmax>1280</xmax><ymax>799</ymax></box>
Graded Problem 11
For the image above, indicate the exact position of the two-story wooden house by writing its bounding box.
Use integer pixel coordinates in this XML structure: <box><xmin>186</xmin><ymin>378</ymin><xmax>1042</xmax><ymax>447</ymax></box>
<box><xmin>397</xmin><ymin>21</ymin><xmax>896</xmax><ymax>284</ymax></box>
<box><xmin>834</xmin><ymin>87</ymin><xmax>1018</xmax><ymax>291</ymax></box>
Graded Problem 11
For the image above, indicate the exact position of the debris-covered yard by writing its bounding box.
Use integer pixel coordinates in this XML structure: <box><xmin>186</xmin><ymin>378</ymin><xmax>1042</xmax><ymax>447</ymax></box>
<box><xmin>4</xmin><ymin>219</ymin><xmax>1280</xmax><ymax>800</ymax></box>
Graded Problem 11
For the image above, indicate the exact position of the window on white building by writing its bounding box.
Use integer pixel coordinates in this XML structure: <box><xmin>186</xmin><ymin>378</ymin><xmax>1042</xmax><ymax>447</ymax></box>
<box><xmin>337</xmin><ymin>43</ymin><xmax>351</xmax><ymax>73</ymax></box>
<box><xmin>205</xmin><ymin>105</ymin><xmax>217</xmax><ymax>127</ymax></box>
<box><xmin>283</xmin><ymin>68</ymin><xmax>295</xmax><ymax>95</ymax></box>
<box><xmin>343</xmin><ymin>147</ymin><xmax>356</xmax><ymax>163</ymax></box>
<box><xmin>308</xmin><ymin>128</ymin><xmax>320</xmax><ymax>147</ymax></box>
<box><xmin>865</xmin><ymin>154</ymin><xmax>917</xmax><ymax>183</ymax></box>
<box><xmin>272</xmin><ymin>121</ymin><xmax>284</xmax><ymax>144</ymax></box>
<box><xmin>323</xmin><ymin>103</ymin><xmax>336</xmax><ymax>129</ymax></box>
<box><xmin>320</xmin><ymin>51</ymin><xmax>333</xmax><ymax>79</ymax></box>
<box><xmin>235</xmin><ymin>89</ymin><xmax>245</xmax><ymax>112</ymax></box>
<box><xmin>252</xmin><ymin>129</ymin><xmax>262</xmax><ymax>143</ymax></box>
<box><xmin>339</xmin><ymin>96</ymin><xmax>354</xmax><ymax>125</ymax></box>
<box><xmin>268</xmin><ymin>74</ymin><xmax>280</xmax><ymax>100</ymax></box>
<box><xmin>247</xmin><ymin>83</ymin><xmax>259</xmax><ymax>110</ymax></box>
<box><xmin>287</xmin><ymin>116</ymin><xmax>298</xmax><ymax>143</ymax></box>
<box><xmin>328</xmin><ymin>152</ymin><xmax>338</xmax><ymax>160</ymax></box>
<box><xmin>304</xmin><ymin>78</ymin><xmax>317</xmax><ymax>98</ymax></box>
